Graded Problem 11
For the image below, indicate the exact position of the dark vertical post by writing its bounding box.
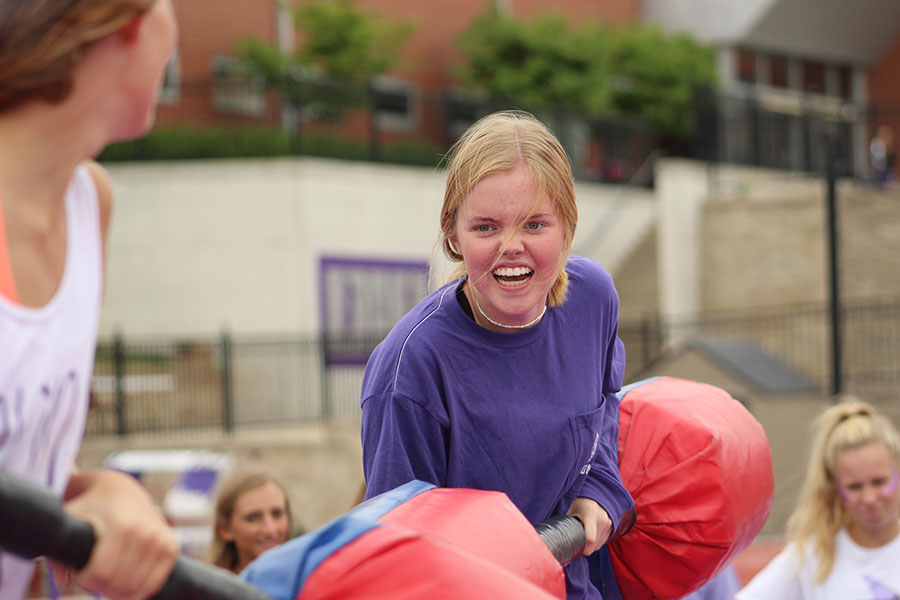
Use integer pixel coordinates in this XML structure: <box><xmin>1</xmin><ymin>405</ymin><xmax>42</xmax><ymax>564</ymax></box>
<box><xmin>289</xmin><ymin>75</ymin><xmax>303</xmax><ymax>156</ymax></box>
<box><xmin>442</xmin><ymin>92</ymin><xmax>454</xmax><ymax>149</ymax></box>
<box><xmin>368</xmin><ymin>82</ymin><xmax>382</xmax><ymax>162</ymax></box>
<box><xmin>748</xmin><ymin>95</ymin><xmax>761</xmax><ymax>167</ymax></box>
<box><xmin>221</xmin><ymin>330</ymin><xmax>234</xmax><ymax>432</ymax></box>
<box><xmin>113</xmin><ymin>331</ymin><xmax>127</xmax><ymax>436</ymax></box>
<box><xmin>825</xmin><ymin>133</ymin><xmax>843</xmax><ymax>396</ymax></box>
<box><xmin>801</xmin><ymin>111</ymin><xmax>812</xmax><ymax>173</ymax></box>
<box><xmin>692</xmin><ymin>84</ymin><xmax>719</xmax><ymax>164</ymax></box>
<box><xmin>641</xmin><ymin>315</ymin><xmax>655</xmax><ymax>369</ymax></box>
<box><xmin>320</xmin><ymin>331</ymin><xmax>332</xmax><ymax>418</ymax></box>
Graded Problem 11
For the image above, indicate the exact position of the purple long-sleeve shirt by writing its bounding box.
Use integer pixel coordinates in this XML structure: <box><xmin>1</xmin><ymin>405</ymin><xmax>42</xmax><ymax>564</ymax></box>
<box><xmin>361</xmin><ymin>256</ymin><xmax>633</xmax><ymax>599</ymax></box>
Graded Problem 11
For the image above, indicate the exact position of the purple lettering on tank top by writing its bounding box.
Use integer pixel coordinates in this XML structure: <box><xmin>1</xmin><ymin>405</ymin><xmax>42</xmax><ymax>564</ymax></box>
<box><xmin>2</xmin><ymin>370</ymin><xmax>80</xmax><ymax>488</ymax></box>
<box><xmin>863</xmin><ymin>575</ymin><xmax>899</xmax><ymax>600</ymax></box>
<box><xmin>43</xmin><ymin>371</ymin><xmax>79</xmax><ymax>487</ymax></box>
<box><xmin>23</xmin><ymin>383</ymin><xmax>55</xmax><ymax>474</ymax></box>
<box><xmin>0</xmin><ymin>387</ymin><xmax>24</xmax><ymax>459</ymax></box>
<box><xmin>0</xmin><ymin>370</ymin><xmax>81</xmax><ymax>597</ymax></box>
<box><xmin>0</xmin><ymin>392</ymin><xmax>10</xmax><ymax>450</ymax></box>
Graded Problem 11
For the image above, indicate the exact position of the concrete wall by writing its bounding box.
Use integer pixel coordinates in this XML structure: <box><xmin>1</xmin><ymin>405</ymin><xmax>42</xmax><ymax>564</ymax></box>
<box><xmin>611</xmin><ymin>231</ymin><xmax>658</xmax><ymax>322</ymax></box>
<box><xmin>654</xmin><ymin>159</ymin><xmax>709</xmax><ymax>323</ymax></box>
<box><xmin>103</xmin><ymin>158</ymin><xmax>443</xmax><ymax>337</ymax></box>
<box><xmin>748</xmin><ymin>395</ymin><xmax>829</xmax><ymax>535</ymax></box>
<box><xmin>703</xmin><ymin>174</ymin><xmax>900</xmax><ymax>311</ymax></box>
<box><xmin>702</xmin><ymin>193</ymin><xmax>827</xmax><ymax>310</ymax></box>
<box><xmin>654</xmin><ymin>158</ymin><xmax>900</xmax><ymax>321</ymax></box>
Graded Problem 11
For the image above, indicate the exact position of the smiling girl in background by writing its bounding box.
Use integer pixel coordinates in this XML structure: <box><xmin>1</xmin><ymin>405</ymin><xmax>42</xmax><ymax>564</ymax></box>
<box><xmin>210</xmin><ymin>467</ymin><xmax>294</xmax><ymax>574</ymax></box>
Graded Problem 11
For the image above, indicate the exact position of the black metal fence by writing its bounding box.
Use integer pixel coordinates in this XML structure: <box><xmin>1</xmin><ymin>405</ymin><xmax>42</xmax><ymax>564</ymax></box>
<box><xmin>86</xmin><ymin>298</ymin><xmax>900</xmax><ymax>437</ymax></box>
<box><xmin>86</xmin><ymin>332</ymin><xmax>383</xmax><ymax>436</ymax></box>
<box><xmin>692</xmin><ymin>88</ymin><xmax>900</xmax><ymax>181</ymax></box>
<box><xmin>695</xmin><ymin>89</ymin><xmax>850</xmax><ymax>175</ymax></box>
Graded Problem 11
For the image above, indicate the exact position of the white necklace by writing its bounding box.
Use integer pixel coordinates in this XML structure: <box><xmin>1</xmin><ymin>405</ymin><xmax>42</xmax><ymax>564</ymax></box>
<box><xmin>473</xmin><ymin>295</ymin><xmax>547</xmax><ymax>330</ymax></box>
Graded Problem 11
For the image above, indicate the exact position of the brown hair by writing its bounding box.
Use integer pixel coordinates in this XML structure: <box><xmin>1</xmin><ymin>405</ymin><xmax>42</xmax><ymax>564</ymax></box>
<box><xmin>209</xmin><ymin>466</ymin><xmax>294</xmax><ymax>573</ymax></box>
<box><xmin>439</xmin><ymin>110</ymin><xmax>578</xmax><ymax>307</ymax></box>
<box><xmin>0</xmin><ymin>0</ymin><xmax>155</xmax><ymax>111</ymax></box>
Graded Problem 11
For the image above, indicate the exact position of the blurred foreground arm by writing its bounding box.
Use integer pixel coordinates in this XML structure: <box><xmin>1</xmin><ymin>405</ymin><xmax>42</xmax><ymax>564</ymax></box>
<box><xmin>63</xmin><ymin>468</ymin><xmax>179</xmax><ymax>600</ymax></box>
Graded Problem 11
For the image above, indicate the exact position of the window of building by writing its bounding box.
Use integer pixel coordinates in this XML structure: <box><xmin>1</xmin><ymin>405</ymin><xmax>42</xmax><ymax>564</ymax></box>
<box><xmin>838</xmin><ymin>65</ymin><xmax>853</xmax><ymax>101</ymax></box>
<box><xmin>802</xmin><ymin>60</ymin><xmax>826</xmax><ymax>94</ymax></box>
<box><xmin>444</xmin><ymin>90</ymin><xmax>484</xmax><ymax>143</ymax></box>
<box><xmin>736</xmin><ymin>48</ymin><xmax>756</xmax><ymax>83</ymax></box>
<box><xmin>769</xmin><ymin>55</ymin><xmax>789</xmax><ymax>89</ymax></box>
<box><xmin>372</xmin><ymin>77</ymin><xmax>419</xmax><ymax>131</ymax></box>
<box><xmin>159</xmin><ymin>48</ymin><xmax>181</xmax><ymax>105</ymax></box>
<box><xmin>211</xmin><ymin>55</ymin><xmax>266</xmax><ymax>117</ymax></box>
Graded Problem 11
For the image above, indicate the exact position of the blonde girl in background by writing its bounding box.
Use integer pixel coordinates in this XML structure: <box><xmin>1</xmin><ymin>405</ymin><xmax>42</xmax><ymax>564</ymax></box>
<box><xmin>736</xmin><ymin>398</ymin><xmax>900</xmax><ymax>599</ymax></box>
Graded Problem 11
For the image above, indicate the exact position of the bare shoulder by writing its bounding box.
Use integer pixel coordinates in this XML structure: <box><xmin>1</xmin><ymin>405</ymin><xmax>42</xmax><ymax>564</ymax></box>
<box><xmin>82</xmin><ymin>160</ymin><xmax>114</xmax><ymax>240</ymax></box>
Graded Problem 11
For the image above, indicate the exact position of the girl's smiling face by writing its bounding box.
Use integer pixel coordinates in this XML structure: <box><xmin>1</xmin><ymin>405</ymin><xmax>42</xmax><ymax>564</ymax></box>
<box><xmin>219</xmin><ymin>481</ymin><xmax>290</xmax><ymax>571</ymax></box>
<box><xmin>451</xmin><ymin>164</ymin><xmax>566</xmax><ymax>331</ymax></box>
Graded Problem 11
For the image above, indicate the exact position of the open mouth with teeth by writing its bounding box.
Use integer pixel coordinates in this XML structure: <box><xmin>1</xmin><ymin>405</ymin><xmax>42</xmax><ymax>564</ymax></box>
<box><xmin>493</xmin><ymin>266</ymin><xmax>533</xmax><ymax>286</ymax></box>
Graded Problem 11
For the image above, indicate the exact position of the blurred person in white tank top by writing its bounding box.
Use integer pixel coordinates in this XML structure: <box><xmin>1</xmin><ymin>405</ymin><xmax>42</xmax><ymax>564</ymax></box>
<box><xmin>0</xmin><ymin>1</ymin><xmax>180</xmax><ymax>598</ymax></box>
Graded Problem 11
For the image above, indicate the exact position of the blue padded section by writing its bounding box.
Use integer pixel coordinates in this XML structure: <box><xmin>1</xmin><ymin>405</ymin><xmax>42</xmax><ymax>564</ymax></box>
<box><xmin>241</xmin><ymin>480</ymin><xmax>436</xmax><ymax>600</ymax></box>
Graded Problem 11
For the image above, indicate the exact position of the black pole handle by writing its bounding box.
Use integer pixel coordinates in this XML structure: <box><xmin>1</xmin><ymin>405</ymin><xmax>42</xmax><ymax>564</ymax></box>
<box><xmin>535</xmin><ymin>514</ymin><xmax>586</xmax><ymax>566</ymax></box>
<box><xmin>0</xmin><ymin>471</ymin><xmax>273</xmax><ymax>600</ymax></box>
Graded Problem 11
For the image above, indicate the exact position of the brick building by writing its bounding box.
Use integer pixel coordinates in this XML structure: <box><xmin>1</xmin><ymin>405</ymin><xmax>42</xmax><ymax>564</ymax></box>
<box><xmin>644</xmin><ymin>0</ymin><xmax>900</xmax><ymax>178</ymax></box>
<box><xmin>150</xmin><ymin>0</ymin><xmax>900</xmax><ymax>180</ymax></box>
<box><xmin>155</xmin><ymin>0</ymin><xmax>642</xmax><ymax>150</ymax></box>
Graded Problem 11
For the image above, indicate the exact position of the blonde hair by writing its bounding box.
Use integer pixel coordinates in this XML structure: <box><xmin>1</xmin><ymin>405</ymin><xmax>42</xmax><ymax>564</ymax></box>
<box><xmin>439</xmin><ymin>110</ymin><xmax>578</xmax><ymax>307</ymax></box>
<box><xmin>0</xmin><ymin>0</ymin><xmax>155</xmax><ymax>111</ymax></box>
<box><xmin>786</xmin><ymin>397</ymin><xmax>900</xmax><ymax>582</ymax></box>
<box><xmin>209</xmin><ymin>467</ymin><xmax>293</xmax><ymax>573</ymax></box>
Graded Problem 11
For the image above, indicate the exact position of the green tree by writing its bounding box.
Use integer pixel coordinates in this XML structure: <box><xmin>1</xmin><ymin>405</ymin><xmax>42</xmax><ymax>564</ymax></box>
<box><xmin>455</xmin><ymin>11</ymin><xmax>716</xmax><ymax>140</ymax></box>
<box><xmin>456</xmin><ymin>10</ymin><xmax>612</xmax><ymax>116</ymax></box>
<box><xmin>607</xmin><ymin>26</ymin><xmax>716</xmax><ymax>139</ymax></box>
<box><xmin>292</xmin><ymin>0</ymin><xmax>415</xmax><ymax>82</ymax></box>
<box><xmin>236</xmin><ymin>0</ymin><xmax>415</xmax><ymax>115</ymax></box>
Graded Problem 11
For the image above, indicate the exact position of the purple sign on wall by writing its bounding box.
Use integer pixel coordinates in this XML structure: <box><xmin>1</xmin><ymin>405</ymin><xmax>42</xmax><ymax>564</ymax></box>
<box><xmin>319</xmin><ymin>257</ymin><xmax>429</xmax><ymax>364</ymax></box>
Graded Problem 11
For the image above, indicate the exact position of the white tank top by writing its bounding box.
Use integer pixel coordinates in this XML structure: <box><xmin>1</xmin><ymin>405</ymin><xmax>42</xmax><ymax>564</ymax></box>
<box><xmin>0</xmin><ymin>165</ymin><xmax>103</xmax><ymax>598</ymax></box>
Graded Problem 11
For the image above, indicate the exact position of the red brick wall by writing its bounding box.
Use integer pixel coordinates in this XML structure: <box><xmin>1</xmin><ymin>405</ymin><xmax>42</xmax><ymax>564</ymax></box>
<box><xmin>866</xmin><ymin>32</ymin><xmax>900</xmax><ymax>176</ymax></box>
<box><xmin>156</xmin><ymin>0</ymin><xmax>280</xmax><ymax>128</ymax></box>
<box><xmin>868</xmin><ymin>35</ymin><xmax>900</xmax><ymax>102</ymax></box>
<box><xmin>512</xmin><ymin>0</ymin><xmax>638</xmax><ymax>26</ymax></box>
<box><xmin>174</xmin><ymin>0</ymin><xmax>278</xmax><ymax>79</ymax></box>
